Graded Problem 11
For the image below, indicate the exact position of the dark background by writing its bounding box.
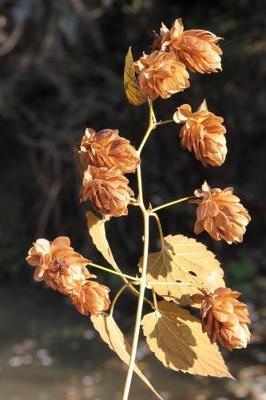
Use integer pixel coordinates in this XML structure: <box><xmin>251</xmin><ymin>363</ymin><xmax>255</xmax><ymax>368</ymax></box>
<box><xmin>0</xmin><ymin>1</ymin><xmax>266</xmax><ymax>399</ymax></box>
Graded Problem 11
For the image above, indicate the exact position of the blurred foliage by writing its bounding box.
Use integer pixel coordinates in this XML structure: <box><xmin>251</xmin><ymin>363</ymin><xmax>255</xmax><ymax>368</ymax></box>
<box><xmin>0</xmin><ymin>0</ymin><xmax>265</xmax><ymax>286</ymax></box>
<box><xmin>228</xmin><ymin>259</ymin><xmax>257</xmax><ymax>292</ymax></box>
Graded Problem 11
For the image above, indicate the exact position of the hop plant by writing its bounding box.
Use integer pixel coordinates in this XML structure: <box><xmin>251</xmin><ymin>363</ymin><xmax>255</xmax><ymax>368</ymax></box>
<box><xmin>26</xmin><ymin>18</ymin><xmax>251</xmax><ymax>400</ymax></box>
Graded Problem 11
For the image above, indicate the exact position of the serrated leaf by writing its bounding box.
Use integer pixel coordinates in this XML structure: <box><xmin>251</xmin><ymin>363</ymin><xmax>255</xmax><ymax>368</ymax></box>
<box><xmin>140</xmin><ymin>234</ymin><xmax>224</xmax><ymax>303</ymax></box>
<box><xmin>86</xmin><ymin>211</ymin><xmax>118</xmax><ymax>270</ymax></box>
<box><xmin>124</xmin><ymin>47</ymin><xmax>147</xmax><ymax>106</ymax></box>
<box><xmin>91</xmin><ymin>313</ymin><xmax>163</xmax><ymax>400</ymax></box>
<box><xmin>142</xmin><ymin>301</ymin><xmax>232</xmax><ymax>378</ymax></box>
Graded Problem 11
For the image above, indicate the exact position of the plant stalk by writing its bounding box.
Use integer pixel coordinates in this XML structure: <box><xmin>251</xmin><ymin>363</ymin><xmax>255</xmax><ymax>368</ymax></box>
<box><xmin>152</xmin><ymin>196</ymin><xmax>195</xmax><ymax>212</ymax></box>
<box><xmin>122</xmin><ymin>207</ymin><xmax>150</xmax><ymax>400</ymax></box>
<box><xmin>122</xmin><ymin>101</ymin><xmax>154</xmax><ymax>400</ymax></box>
<box><xmin>89</xmin><ymin>262</ymin><xmax>139</xmax><ymax>281</ymax></box>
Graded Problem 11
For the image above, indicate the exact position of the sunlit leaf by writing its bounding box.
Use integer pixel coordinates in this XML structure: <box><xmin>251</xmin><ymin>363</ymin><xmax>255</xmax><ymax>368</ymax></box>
<box><xmin>86</xmin><ymin>211</ymin><xmax>118</xmax><ymax>270</ymax></box>
<box><xmin>91</xmin><ymin>313</ymin><xmax>163</xmax><ymax>400</ymax></box>
<box><xmin>140</xmin><ymin>234</ymin><xmax>225</xmax><ymax>304</ymax></box>
<box><xmin>142</xmin><ymin>301</ymin><xmax>232</xmax><ymax>378</ymax></box>
<box><xmin>124</xmin><ymin>47</ymin><xmax>146</xmax><ymax>106</ymax></box>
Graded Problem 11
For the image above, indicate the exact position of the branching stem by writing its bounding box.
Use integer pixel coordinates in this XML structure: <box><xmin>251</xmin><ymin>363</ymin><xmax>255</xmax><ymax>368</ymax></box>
<box><xmin>122</xmin><ymin>101</ymin><xmax>154</xmax><ymax>400</ymax></box>
<box><xmin>152</xmin><ymin>196</ymin><xmax>195</xmax><ymax>213</ymax></box>
<box><xmin>151</xmin><ymin>212</ymin><xmax>164</xmax><ymax>247</ymax></box>
<box><xmin>155</xmin><ymin>119</ymin><xmax>174</xmax><ymax>127</ymax></box>
<box><xmin>110</xmin><ymin>283</ymin><xmax>133</xmax><ymax>316</ymax></box>
<box><xmin>88</xmin><ymin>262</ymin><xmax>139</xmax><ymax>282</ymax></box>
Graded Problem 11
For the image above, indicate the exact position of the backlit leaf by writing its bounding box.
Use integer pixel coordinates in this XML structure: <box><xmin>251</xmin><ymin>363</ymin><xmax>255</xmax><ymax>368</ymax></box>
<box><xmin>142</xmin><ymin>301</ymin><xmax>232</xmax><ymax>378</ymax></box>
<box><xmin>86</xmin><ymin>211</ymin><xmax>118</xmax><ymax>270</ymax></box>
<box><xmin>140</xmin><ymin>234</ymin><xmax>224</xmax><ymax>303</ymax></box>
<box><xmin>124</xmin><ymin>47</ymin><xmax>146</xmax><ymax>106</ymax></box>
<box><xmin>91</xmin><ymin>313</ymin><xmax>163</xmax><ymax>399</ymax></box>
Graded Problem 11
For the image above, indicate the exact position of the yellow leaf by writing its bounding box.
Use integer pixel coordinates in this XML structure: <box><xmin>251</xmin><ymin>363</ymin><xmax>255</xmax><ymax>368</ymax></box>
<box><xmin>91</xmin><ymin>313</ymin><xmax>163</xmax><ymax>400</ymax></box>
<box><xmin>142</xmin><ymin>301</ymin><xmax>232</xmax><ymax>378</ymax></box>
<box><xmin>124</xmin><ymin>47</ymin><xmax>146</xmax><ymax>106</ymax></box>
<box><xmin>140</xmin><ymin>234</ymin><xmax>225</xmax><ymax>303</ymax></box>
<box><xmin>86</xmin><ymin>211</ymin><xmax>118</xmax><ymax>270</ymax></box>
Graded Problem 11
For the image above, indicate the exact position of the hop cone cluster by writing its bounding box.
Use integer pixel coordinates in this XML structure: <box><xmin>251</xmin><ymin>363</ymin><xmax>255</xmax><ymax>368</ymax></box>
<box><xmin>78</xmin><ymin>128</ymin><xmax>139</xmax><ymax>217</ymax></box>
<box><xmin>193</xmin><ymin>182</ymin><xmax>251</xmax><ymax>243</ymax></box>
<box><xmin>26</xmin><ymin>237</ymin><xmax>110</xmax><ymax>315</ymax></box>
<box><xmin>134</xmin><ymin>18</ymin><xmax>222</xmax><ymax>101</ymax></box>
<box><xmin>192</xmin><ymin>288</ymin><xmax>251</xmax><ymax>350</ymax></box>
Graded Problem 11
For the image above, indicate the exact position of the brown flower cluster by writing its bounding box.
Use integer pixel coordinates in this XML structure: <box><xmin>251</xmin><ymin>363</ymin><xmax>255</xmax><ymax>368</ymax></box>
<box><xmin>134</xmin><ymin>51</ymin><xmax>189</xmax><ymax>100</ymax></box>
<box><xmin>134</xmin><ymin>18</ymin><xmax>222</xmax><ymax>100</ymax></box>
<box><xmin>174</xmin><ymin>100</ymin><xmax>227</xmax><ymax>167</ymax></box>
<box><xmin>78</xmin><ymin>128</ymin><xmax>139</xmax><ymax>217</ymax></box>
<box><xmin>192</xmin><ymin>182</ymin><xmax>251</xmax><ymax>244</ymax></box>
<box><xmin>192</xmin><ymin>288</ymin><xmax>251</xmax><ymax>351</ymax></box>
<box><xmin>26</xmin><ymin>236</ymin><xmax>110</xmax><ymax>315</ymax></box>
<box><xmin>156</xmin><ymin>19</ymin><xmax>223</xmax><ymax>74</ymax></box>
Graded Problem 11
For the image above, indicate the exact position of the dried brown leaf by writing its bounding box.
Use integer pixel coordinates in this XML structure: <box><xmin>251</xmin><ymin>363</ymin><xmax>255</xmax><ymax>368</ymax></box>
<box><xmin>124</xmin><ymin>47</ymin><xmax>147</xmax><ymax>106</ymax></box>
<box><xmin>91</xmin><ymin>313</ymin><xmax>163</xmax><ymax>400</ymax></box>
<box><xmin>140</xmin><ymin>234</ymin><xmax>224</xmax><ymax>303</ymax></box>
<box><xmin>142</xmin><ymin>301</ymin><xmax>232</xmax><ymax>378</ymax></box>
<box><xmin>86</xmin><ymin>211</ymin><xmax>118</xmax><ymax>270</ymax></box>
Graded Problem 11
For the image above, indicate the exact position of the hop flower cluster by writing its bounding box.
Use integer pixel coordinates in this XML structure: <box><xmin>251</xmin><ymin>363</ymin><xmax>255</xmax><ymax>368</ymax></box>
<box><xmin>192</xmin><ymin>288</ymin><xmax>251</xmax><ymax>351</ymax></box>
<box><xmin>78</xmin><ymin>128</ymin><xmax>139</xmax><ymax>217</ymax></box>
<box><xmin>26</xmin><ymin>236</ymin><xmax>110</xmax><ymax>315</ymax></box>
<box><xmin>174</xmin><ymin>101</ymin><xmax>227</xmax><ymax>167</ymax></box>
<box><xmin>192</xmin><ymin>181</ymin><xmax>251</xmax><ymax>243</ymax></box>
<box><xmin>134</xmin><ymin>18</ymin><xmax>222</xmax><ymax>101</ymax></box>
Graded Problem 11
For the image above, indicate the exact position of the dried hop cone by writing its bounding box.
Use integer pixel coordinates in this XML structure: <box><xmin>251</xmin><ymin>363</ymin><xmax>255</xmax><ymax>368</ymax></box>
<box><xmin>26</xmin><ymin>236</ymin><xmax>91</xmax><ymax>294</ymax></box>
<box><xmin>193</xmin><ymin>182</ymin><xmax>251</xmax><ymax>244</ymax></box>
<box><xmin>69</xmin><ymin>281</ymin><xmax>110</xmax><ymax>316</ymax></box>
<box><xmin>78</xmin><ymin>128</ymin><xmax>140</xmax><ymax>174</ymax></box>
<box><xmin>192</xmin><ymin>288</ymin><xmax>251</xmax><ymax>351</ymax></box>
<box><xmin>134</xmin><ymin>50</ymin><xmax>190</xmax><ymax>100</ymax></box>
<box><xmin>81</xmin><ymin>166</ymin><xmax>133</xmax><ymax>217</ymax></box>
<box><xmin>174</xmin><ymin>100</ymin><xmax>227</xmax><ymax>167</ymax></box>
<box><xmin>154</xmin><ymin>18</ymin><xmax>222</xmax><ymax>74</ymax></box>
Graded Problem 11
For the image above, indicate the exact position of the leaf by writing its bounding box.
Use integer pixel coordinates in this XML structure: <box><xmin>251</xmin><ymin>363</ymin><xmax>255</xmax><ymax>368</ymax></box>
<box><xmin>86</xmin><ymin>211</ymin><xmax>118</xmax><ymax>271</ymax></box>
<box><xmin>140</xmin><ymin>234</ymin><xmax>225</xmax><ymax>303</ymax></box>
<box><xmin>91</xmin><ymin>313</ymin><xmax>163</xmax><ymax>400</ymax></box>
<box><xmin>142</xmin><ymin>301</ymin><xmax>232</xmax><ymax>378</ymax></box>
<box><xmin>124</xmin><ymin>47</ymin><xmax>147</xmax><ymax>106</ymax></box>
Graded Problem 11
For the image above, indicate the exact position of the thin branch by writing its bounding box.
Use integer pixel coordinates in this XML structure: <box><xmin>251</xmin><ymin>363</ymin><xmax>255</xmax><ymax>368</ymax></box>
<box><xmin>88</xmin><ymin>262</ymin><xmax>139</xmax><ymax>282</ymax></box>
<box><xmin>155</xmin><ymin>119</ymin><xmax>174</xmax><ymax>127</ymax></box>
<box><xmin>152</xmin><ymin>196</ymin><xmax>195</xmax><ymax>213</ymax></box>
<box><xmin>137</xmin><ymin>100</ymin><xmax>156</xmax><ymax>154</ymax></box>
<box><xmin>152</xmin><ymin>289</ymin><xmax>158</xmax><ymax>309</ymax></box>
<box><xmin>151</xmin><ymin>212</ymin><xmax>164</xmax><ymax>247</ymax></box>
<box><xmin>110</xmin><ymin>283</ymin><xmax>132</xmax><ymax>316</ymax></box>
<box><xmin>122</xmin><ymin>101</ymin><xmax>154</xmax><ymax>400</ymax></box>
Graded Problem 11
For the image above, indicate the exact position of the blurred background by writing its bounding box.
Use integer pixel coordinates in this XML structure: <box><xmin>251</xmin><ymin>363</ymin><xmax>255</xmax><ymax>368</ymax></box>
<box><xmin>0</xmin><ymin>0</ymin><xmax>266</xmax><ymax>399</ymax></box>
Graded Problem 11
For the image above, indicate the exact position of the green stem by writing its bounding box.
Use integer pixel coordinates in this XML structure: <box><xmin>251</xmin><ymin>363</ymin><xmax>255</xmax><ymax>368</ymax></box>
<box><xmin>151</xmin><ymin>213</ymin><xmax>164</xmax><ymax>247</ymax></box>
<box><xmin>152</xmin><ymin>196</ymin><xmax>195</xmax><ymax>213</ymax></box>
<box><xmin>110</xmin><ymin>283</ymin><xmax>132</xmax><ymax>316</ymax></box>
<box><xmin>88</xmin><ymin>262</ymin><xmax>139</xmax><ymax>282</ymax></box>
<box><xmin>137</xmin><ymin>100</ymin><xmax>156</xmax><ymax>155</ymax></box>
<box><xmin>122</xmin><ymin>101</ymin><xmax>154</xmax><ymax>400</ymax></box>
<box><xmin>155</xmin><ymin>119</ymin><xmax>174</xmax><ymax>127</ymax></box>
<box><xmin>122</xmin><ymin>207</ymin><xmax>150</xmax><ymax>400</ymax></box>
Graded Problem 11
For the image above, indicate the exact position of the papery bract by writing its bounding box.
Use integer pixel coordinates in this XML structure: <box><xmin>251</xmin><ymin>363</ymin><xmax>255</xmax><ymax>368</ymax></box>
<box><xmin>134</xmin><ymin>50</ymin><xmax>190</xmax><ymax>100</ymax></box>
<box><xmin>70</xmin><ymin>281</ymin><xmax>110</xmax><ymax>315</ymax></box>
<box><xmin>26</xmin><ymin>236</ymin><xmax>91</xmax><ymax>294</ymax></box>
<box><xmin>81</xmin><ymin>166</ymin><xmax>133</xmax><ymax>217</ymax></box>
<box><xmin>192</xmin><ymin>287</ymin><xmax>251</xmax><ymax>350</ymax></box>
<box><xmin>78</xmin><ymin>128</ymin><xmax>140</xmax><ymax>174</ymax></box>
<box><xmin>154</xmin><ymin>18</ymin><xmax>223</xmax><ymax>74</ymax></box>
<box><xmin>193</xmin><ymin>182</ymin><xmax>251</xmax><ymax>243</ymax></box>
<box><xmin>174</xmin><ymin>100</ymin><xmax>227</xmax><ymax>167</ymax></box>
